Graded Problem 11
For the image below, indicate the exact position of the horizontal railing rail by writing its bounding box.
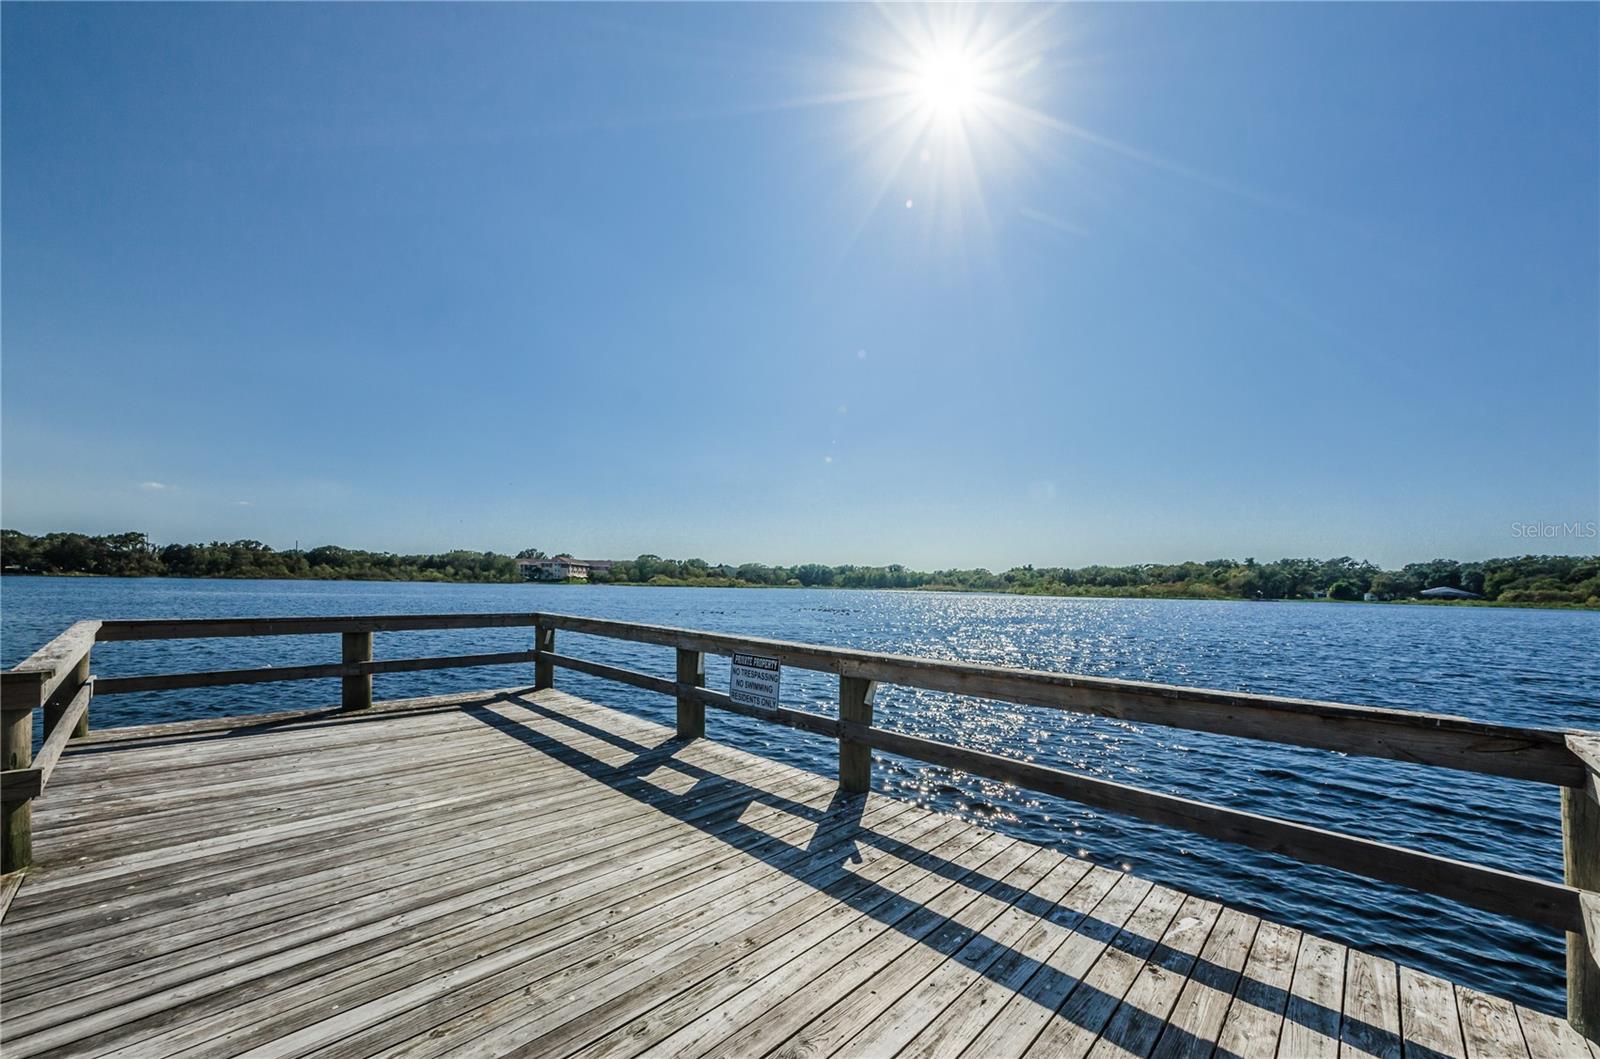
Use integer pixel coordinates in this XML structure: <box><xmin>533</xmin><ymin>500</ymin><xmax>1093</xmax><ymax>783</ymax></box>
<box><xmin>93</xmin><ymin>650</ymin><xmax>543</xmax><ymax>696</ymax></box>
<box><xmin>94</xmin><ymin>613</ymin><xmax>545</xmax><ymax>641</ymax></box>
<box><xmin>534</xmin><ymin>613</ymin><xmax>1586</xmax><ymax>785</ymax></box>
<box><xmin>3</xmin><ymin>609</ymin><xmax>1596</xmax><ymax>1038</ymax></box>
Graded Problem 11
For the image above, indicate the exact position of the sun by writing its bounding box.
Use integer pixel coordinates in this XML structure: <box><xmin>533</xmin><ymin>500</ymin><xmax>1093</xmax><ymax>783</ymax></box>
<box><xmin>912</xmin><ymin>48</ymin><xmax>981</xmax><ymax>121</ymax></box>
<box><xmin>826</xmin><ymin>5</ymin><xmax>1070</xmax><ymax>254</ymax></box>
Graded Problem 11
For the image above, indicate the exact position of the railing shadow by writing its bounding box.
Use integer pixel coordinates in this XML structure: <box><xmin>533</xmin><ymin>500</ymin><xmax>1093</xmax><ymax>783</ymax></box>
<box><xmin>459</xmin><ymin>691</ymin><xmax>1446</xmax><ymax>1059</ymax></box>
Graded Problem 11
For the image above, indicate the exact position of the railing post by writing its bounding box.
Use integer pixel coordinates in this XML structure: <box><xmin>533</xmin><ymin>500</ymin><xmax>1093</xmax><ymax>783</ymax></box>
<box><xmin>839</xmin><ymin>675</ymin><xmax>877</xmax><ymax>794</ymax></box>
<box><xmin>534</xmin><ymin>622</ymin><xmax>555</xmax><ymax>691</ymax></box>
<box><xmin>0</xmin><ymin>682</ymin><xmax>39</xmax><ymax>873</ymax></box>
<box><xmin>675</xmin><ymin>648</ymin><xmax>705</xmax><ymax>740</ymax></box>
<box><xmin>1566</xmin><ymin>736</ymin><xmax>1600</xmax><ymax>1041</ymax></box>
<box><xmin>341</xmin><ymin>631</ymin><xmax>372</xmax><ymax>710</ymax></box>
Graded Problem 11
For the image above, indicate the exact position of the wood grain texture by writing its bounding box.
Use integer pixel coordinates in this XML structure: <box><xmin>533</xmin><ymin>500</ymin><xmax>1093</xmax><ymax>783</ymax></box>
<box><xmin>94</xmin><ymin>650</ymin><xmax>542</xmax><ymax>695</ymax></box>
<box><xmin>1565</xmin><ymin>782</ymin><xmax>1600</xmax><ymax>1042</ymax></box>
<box><xmin>4</xmin><ymin>620</ymin><xmax>99</xmax><ymax>711</ymax></box>
<box><xmin>839</xmin><ymin>674</ymin><xmax>876</xmax><ymax>793</ymax></box>
<box><xmin>0</xmin><ymin>686</ymin><xmax>1574</xmax><ymax>1059</ymax></box>
<box><xmin>341</xmin><ymin>631</ymin><xmax>373</xmax><ymax>710</ymax></box>
<box><xmin>676</xmin><ymin>648</ymin><xmax>705</xmax><ymax>740</ymax></box>
<box><xmin>1</xmin><ymin>697</ymin><xmax>34</xmax><ymax>870</ymax></box>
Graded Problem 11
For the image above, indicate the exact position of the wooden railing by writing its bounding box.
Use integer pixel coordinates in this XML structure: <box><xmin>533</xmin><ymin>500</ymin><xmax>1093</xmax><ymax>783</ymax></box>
<box><xmin>1</xmin><ymin>610</ymin><xmax>1596</xmax><ymax>1037</ymax></box>
<box><xmin>1</xmin><ymin>620</ymin><xmax>98</xmax><ymax>889</ymax></box>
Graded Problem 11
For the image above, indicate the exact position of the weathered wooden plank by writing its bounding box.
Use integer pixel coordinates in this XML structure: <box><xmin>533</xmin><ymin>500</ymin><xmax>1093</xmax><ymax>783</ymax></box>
<box><xmin>696</xmin><ymin>836</ymin><xmax>1041</xmax><ymax>1059</ymax></box>
<box><xmin>1148</xmin><ymin>907</ymin><xmax>1261</xmax><ymax>1059</ymax></box>
<box><xmin>777</xmin><ymin>848</ymin><xmax>1077</xmax><ymax>1058</ymax></box>
<box><xmin>28</xmin><ymin>681</ymin><xmax>91</xmax><ymax>792</ymax></box>
<box><xmin>892</xmin><ymin>865</ymin><xmax>1126</xmax><ymax>1059</ymax></box>
<box><xmin>1517</xmin><ymin>1004</ymin><xmax>1595</xmax><ymax>1059</ymax></box>
<box><xmin>26</xmin><ymin>770</ymin><xmax>856</xmax><ymax>1054</ymax></box>
<box><xmin>0</xmin><ymin>869</ymin><xmax>23</xmax><ymax>922</ymax></box>
<box><xmin>341</xmin><ymin>631</ymin><xmax>372</xmax><ymax>710</ymax></box>
<box><xmin>41</xmin><ymin>642</ymin><xmax>92</xmax><ymax>741</ymax></box>
<box><xmin>12</xmin><ymin>755</ymin><xmax>784</xmax><ymax>959</ymax></box>
<box><xmin>75</xmin><ymin>685</ymin><xmax>533</xmax><ymax>745</ymax></box>
<box><xmin>18</xmin><ymin>697</ymin><xmax>777</xmax><ymax>889</ymax></box>
<box><xmin>5</xmin><ymin>620</ymin><xmax>99</xmax><ymax>708</ymax></box>
<box><xmin>29</xmin><ymin>722</ymin><xmax>556</xmax><ymax>835</ymax></box>
<box><xmin>2</xmin><ymin>679</ymin><xmax>91</xmax><ymax>803</ymax></box>
<box><xmin>1020</xmin><ymin>883</ymin><xmax>1189</xmax><ymax>1058</ymax></box>
<box><xmin>536</xmin><ymin>612</ymin><xmax>1582</xmax><ymax>784</ymax></box>
<box><xmin>33</xmin><ymin>688</ymin><xmax>723</xmax><ymax>822</ymax></box>
<box><xmin>4</xmin><ymin>748</ymin><xmax>781</xmax><ymax>986</ymax></box>
<box><xmin>533</xmin><ymin>622</ymin><xmax>555</xmax><ymax>690</ymax></box>
<box><xmin>16</xmin><ymin>733</ymin><xmax>577</xmax><ymax>886</ymax></box>
<box><xmin>5</xmin><ymin>764</ymin><xmax>853</xmax><ymax>1050</ymax></box>
<box><xmin>94</xmin><ymin>650</ymin><xmax>542</xmax><ymax>696</ymax></box>
<box><xmin>1570</xmin><ymin>736</ymin><xmax>1600</xmax><ymax>806</ymax></box>
<box><xmin>1459</xmin><ymin>986</ymin><xmax>1531</xmax><ymax>1059</ymax></box>
<box><xmin>1339</xmin><ymin>948</ymin><xmax>1402</xmax><ymax>1059</ymax></box>
<box><xmin>957</xmin><ymin>872</ymin><xmax>1157</xmax><ymax>1059</ymax></box>
<box><xmin>2</xmin><ymin>695</ymin><xmax>35</xmax><ymax>871</ymax></box>
<box><xmin>1565</xmin><ymin>740</ymin><xmax>1600</xmax><ymax>1040</ymax></box>
<box><xmin>47</xmin><ymin>697</ymin><xmax>507</xmax><ymax>786</ymax></box>
<box><xmin>560</xmin><ymin>816</ymin><xmax>997</xmax><ymax>1059</ymax></box>
<box><xmin>1</xmin><ymin>766</ymin><xmax>43</xmax><ymax>804</ymax></box>
<box><xmin>1081</xmin><ymin>895</ymin><xmax>1223</xmax><ymax>1059</ymax></box>
<box><xmin>1277</xmin><ymin>933</ymin><xmax>1347</xmax><ymax>1059</ymax></box>
<box><xmin>94</xmin><ymin>613</ymin><xmax>541</xmax><ymax>641</ymax></box>
<box><xmin>838</xmin><ymin>674</ymin><xmax>875</xmax><ymax>793</ymax></box>
<box><xmin>542</xmin><ymin>652</ymin><xmax>675</xmax><ymax>697</ymax></box>
<box><xmin>1214</xmin><ymin>919</ymin><xmax>1302</xmax><ymax>1059</ymax></box>
<box><xmin>0</xmin><ymin>670</ymin><xmax>48</xmax><ymax>712</ymax></box>
<box><xmin>317</xmin><ymin>799</ymin><xmax>945</xmax><ymax>1059</ymax></box>
<box><xmin>81</xmin><ymin>800</ymin><xmax>923</xmax><ymax>1059</ymax></box>
<box><xmin>352</xmin><ymin>810</ymin><xmax>978</xmax><ymax>1059</ymax></box>
<box><xmin>572</xmin><ymin>834</ymin><xmax>1027</xmax><ymax>1059</ymax></box>
<box><xmin>1400</xmin><ymin>964</ymin><xmax>1469</xmax><ymax>1059</ymax></box>
<box><xmin>694</xmin><ymin>684</ymin><xmax>842</xmax><ymax>740</ymax></box>
<box><xmin>109</xmin><ymin>789</ymin><xmax>920</xmax><ymax>1059</ymax></box>
<box><xmin>6</xmin><ymin>697</ymin><xmax>812</xmax><ymax>921</ymax></box>
<box><xmin>676</xmin><ymin>648</ymin><xmax>705</xmax><ymax>740</ymax></box>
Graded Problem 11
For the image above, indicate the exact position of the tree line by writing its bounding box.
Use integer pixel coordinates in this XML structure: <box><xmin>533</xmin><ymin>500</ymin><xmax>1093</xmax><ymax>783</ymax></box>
<box><xmin>2</xmin><ymin>529</ymin><xmax>1596</xmax><ymax>606</ymax></box>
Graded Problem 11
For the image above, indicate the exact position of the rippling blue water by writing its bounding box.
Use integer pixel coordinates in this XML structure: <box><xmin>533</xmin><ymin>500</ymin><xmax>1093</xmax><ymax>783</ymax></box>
<box><xmin>2</xmin><ymin>575</ymin><xmax>1594</xmax><ymax>1013</ymax></box>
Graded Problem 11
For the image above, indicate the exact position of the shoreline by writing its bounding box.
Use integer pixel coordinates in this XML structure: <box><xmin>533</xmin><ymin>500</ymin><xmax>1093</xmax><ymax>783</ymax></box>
<box><xmin>4</xmin><ymin>571</ymin><xmax>1594</xmax><ymax>611</ymax></box>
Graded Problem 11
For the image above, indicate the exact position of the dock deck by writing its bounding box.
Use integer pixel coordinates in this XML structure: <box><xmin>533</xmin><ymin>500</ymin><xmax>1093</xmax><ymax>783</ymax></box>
<box><xmin>2</xmin><ymin>687</ymin><xmax>1590</xmax><ymax>1059</ymax></box>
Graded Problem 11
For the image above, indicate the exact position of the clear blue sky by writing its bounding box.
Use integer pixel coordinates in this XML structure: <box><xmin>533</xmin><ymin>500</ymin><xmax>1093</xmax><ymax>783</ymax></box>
<box><xmin>3</xmin><ymin>3</ymin><xmax>1596</xmax><ymax>569</ymax></box>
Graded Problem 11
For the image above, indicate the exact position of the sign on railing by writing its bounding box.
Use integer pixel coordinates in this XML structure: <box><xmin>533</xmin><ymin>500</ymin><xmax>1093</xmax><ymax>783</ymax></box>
<box><xmin>729</xmin><ymin>652</ymin><xmax>781</xmax><ymax>712</ymax></box>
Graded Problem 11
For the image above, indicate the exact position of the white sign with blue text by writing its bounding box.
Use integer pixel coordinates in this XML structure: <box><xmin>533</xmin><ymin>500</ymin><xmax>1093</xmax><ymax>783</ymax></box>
<box><xmin>729</xmin><ymin>652</ymin><xmax>781</xmax><ymax>711</ymax></box>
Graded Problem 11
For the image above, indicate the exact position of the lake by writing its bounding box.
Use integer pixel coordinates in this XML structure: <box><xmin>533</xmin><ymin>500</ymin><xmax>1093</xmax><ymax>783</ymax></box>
<box><xmin>3</xmin><ymin>575</ymin><xmax>1595</xmax><ymax>1014</ymax></box>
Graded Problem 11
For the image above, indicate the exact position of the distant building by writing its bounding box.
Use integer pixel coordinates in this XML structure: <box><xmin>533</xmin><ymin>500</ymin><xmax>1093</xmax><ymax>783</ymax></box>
<box><xmin>1420</xmin><ymin>586</ymin><xmax>1481</xmax><ymax>600</ymax></box>
<box><xmin>518</xmin><ymin>557</ymin><xmax>589</xmax><ymax>581</ymax></box>
<box><xmin>517</xmin><ymin>557</ymin><xmax>613</xmax><ymax>582</ymax></box>
<box><xmin>1363</xmin><ymin>591</ymin><xmax>1380</xmax><ymax>602</ymax></box>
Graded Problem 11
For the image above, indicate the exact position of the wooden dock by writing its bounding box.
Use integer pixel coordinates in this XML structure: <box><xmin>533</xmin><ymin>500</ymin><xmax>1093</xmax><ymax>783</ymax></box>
<box><xmin>2</xmin><ymin>612</ymin><xmax>1598</xmax><ymax>1057</ymax></box>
